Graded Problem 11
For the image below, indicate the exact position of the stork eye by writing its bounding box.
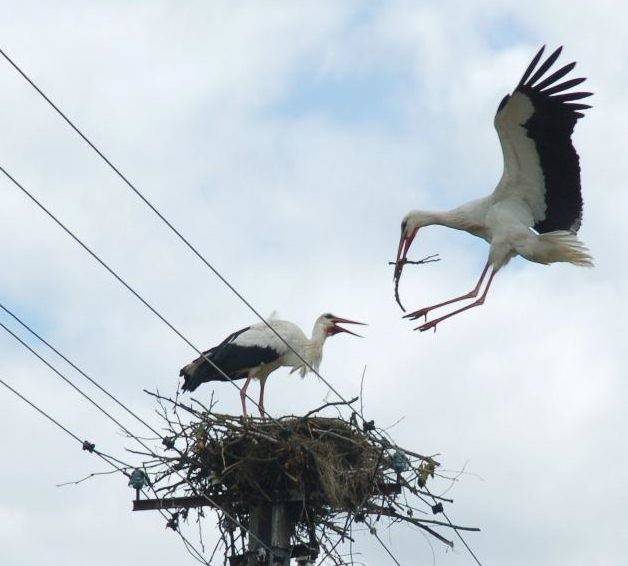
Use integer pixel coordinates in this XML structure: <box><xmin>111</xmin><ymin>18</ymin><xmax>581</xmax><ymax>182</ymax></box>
<box><xmin>401</xmin><ymin>220</ymin><xmax>407</xmax><ymax>232</ymax></box>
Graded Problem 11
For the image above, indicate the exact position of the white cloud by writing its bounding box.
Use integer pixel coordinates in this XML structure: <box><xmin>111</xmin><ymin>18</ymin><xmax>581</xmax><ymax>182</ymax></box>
<box><xmin>0</xmin><ymin>2</ymin><xmax>626</xmax><ymax>565</ymax></box>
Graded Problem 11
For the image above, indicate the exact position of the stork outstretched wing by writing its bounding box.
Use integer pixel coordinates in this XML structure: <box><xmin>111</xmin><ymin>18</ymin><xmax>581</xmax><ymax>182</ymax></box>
<box><xmin>493</xmin><ymin>46</ymin><xmax>592</xmax><ymax>233</ymax></box>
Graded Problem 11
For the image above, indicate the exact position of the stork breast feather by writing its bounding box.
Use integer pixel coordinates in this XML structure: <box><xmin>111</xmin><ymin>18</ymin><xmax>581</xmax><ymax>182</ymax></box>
<box><xmin>494</xmin><ymin>92</ymin><xmax>547</xmax><ymax>221</ymax></box>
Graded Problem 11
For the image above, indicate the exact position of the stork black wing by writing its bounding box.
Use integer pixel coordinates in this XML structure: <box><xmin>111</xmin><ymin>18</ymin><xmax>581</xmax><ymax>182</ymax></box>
<box><xmin>515</xmin><ymin>46</ymin><xmax>592</xmax><ymax>233</ymax></box>
<box><xmin>179</xmin><ymin>326</ymin><xmax>281</xmax><ymax>392</ymax></box>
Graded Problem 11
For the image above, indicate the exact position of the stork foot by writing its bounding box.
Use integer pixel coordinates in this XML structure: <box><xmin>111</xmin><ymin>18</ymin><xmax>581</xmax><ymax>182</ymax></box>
<box><xmin>415</xmin><ymin>319</ymin><xmax>439</xmax><ymax>333</ymax></box>
<box><xmin>403</xmin><ymin>307</ymin><xmax>431</xmax><ymax>321</ymax></box>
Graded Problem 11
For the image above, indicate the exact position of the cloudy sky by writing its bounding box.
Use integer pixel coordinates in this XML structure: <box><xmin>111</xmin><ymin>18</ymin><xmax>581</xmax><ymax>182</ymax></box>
<box><xmin>1</xmin><ymin>1</ymin><xmax>626</xmax><ymax>565</ymax></box>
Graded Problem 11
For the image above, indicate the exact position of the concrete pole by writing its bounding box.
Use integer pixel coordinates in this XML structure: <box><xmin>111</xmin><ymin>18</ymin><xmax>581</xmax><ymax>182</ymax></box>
<box><xmin>248</xmin><ymin>503</ymin><xmax>272</xmax><ymax>566</ymax></box>
<box><xmin>247</xmin><ymin>502</ymin><xmax>293</xmax><ymax>565</ymax></box>
<box><xmin>270</xmin><ymin>503</ymin><xmax>292</xmax><ymax>565</ymax></box>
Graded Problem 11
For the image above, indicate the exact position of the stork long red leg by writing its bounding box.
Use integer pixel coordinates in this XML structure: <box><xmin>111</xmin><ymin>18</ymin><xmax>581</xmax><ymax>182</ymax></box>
<box><xmin>416</xmin><ymin>267</ymin><xmax>497</xmax><ymax>332</ymax></box>
<box><xmin>258</xmin><ymin>376</ymin><xmax>268</xmax><ymax>418</ymax></box>
<box><xmin>403</xmin><ymin>262</ymin><xmax>491</xmax><ymax>321</ymax></box>
<box><xmin>240</xmin><ymin>375</ymin><xmax>252</xmax><ymax>417</ymax></box>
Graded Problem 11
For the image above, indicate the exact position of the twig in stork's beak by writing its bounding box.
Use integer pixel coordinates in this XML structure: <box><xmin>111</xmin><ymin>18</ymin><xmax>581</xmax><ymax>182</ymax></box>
<box><xmin>392</xmin><ymin>228</ymin><xmax>418</xmax><ymax>311</ymax></box>
<box><xmin>391</xmin><ymin>254</ymin><xmax>441</xmax><ymax>312</ymax></box>
<box><xmin>330</xmin><ymin>317</ymin><xmax>367</xmax><ymax>337</ymax></box>
<box><xmin>391</xmin><ymin>230</ymin><xmax>440</xmax><ymax>311</ymax></box>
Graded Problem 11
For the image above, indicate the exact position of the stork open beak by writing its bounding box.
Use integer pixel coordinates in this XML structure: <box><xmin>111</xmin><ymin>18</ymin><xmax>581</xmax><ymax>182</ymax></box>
<box><xmin>330</xmin><ymin>316</ymin><xmax>366</xmax><ymax>337</ymax></box>
<box><xmin>393</xmin><ymin>228</ymin><xmax>418</xmax><ymax>311</ymax></box>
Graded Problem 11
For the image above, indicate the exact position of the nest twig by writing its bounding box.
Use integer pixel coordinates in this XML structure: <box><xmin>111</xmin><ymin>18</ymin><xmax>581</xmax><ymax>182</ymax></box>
<box><xmin>135</xmin><ymin>391</ymin><xmax>478</xmax><ymax>564</ymax></box>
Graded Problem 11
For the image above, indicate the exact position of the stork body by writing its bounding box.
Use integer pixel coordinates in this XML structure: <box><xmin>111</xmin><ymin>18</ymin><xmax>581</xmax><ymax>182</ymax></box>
<box><xmin>395</xmin><ymin>46</ymin><xmax>593</xmax><ymax>332</ymax></box>
<box><xmin>180</xmin><ymin>314</ymin><xmax>363</xmax><ymax>416</ymax></box>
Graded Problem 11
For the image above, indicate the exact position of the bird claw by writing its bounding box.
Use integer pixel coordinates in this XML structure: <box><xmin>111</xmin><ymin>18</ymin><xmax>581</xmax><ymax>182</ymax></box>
<box><xmin>403</xmin><ymin>307</ymin><xmax>430</xmax><ymax>321</ymax></box>
<box><xmin>415</xmin><ymin>320</ymin><xmax>438</xmax><ymax>333</ymax></box>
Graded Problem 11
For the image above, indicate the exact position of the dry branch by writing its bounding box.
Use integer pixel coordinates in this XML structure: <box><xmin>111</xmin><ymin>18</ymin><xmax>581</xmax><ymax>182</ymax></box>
<box><xmin>133</xmin><ymin>391</ymin><xmax>477</xmax><ymax>564</ymax></box>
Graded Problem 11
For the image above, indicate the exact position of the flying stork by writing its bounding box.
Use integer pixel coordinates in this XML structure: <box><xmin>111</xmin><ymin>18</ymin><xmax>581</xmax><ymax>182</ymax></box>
<box><xmin>394</xmin><ymin>46</ymin><xmax>593</xmax><ymax>332</ymax></box>
<box><xmin>180</xmin><ymin>313</ymin><xmax>364</xmax><ymax>416</ymax></box>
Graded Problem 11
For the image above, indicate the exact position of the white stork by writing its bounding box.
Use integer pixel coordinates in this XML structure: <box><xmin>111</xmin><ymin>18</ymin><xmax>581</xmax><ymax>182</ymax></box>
<box><xmin>394</xmin><ymin>46</ymin><xmax>593</xmax><ymax>332</ymax></box>
<box><xmin>180</xmin><ymin>313</ymin><xmax>364</xmax><ymax>416</ymax></box>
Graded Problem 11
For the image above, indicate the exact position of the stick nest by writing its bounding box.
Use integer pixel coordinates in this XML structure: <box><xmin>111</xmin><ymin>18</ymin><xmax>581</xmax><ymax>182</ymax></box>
<box><xmin>193</xmin><ymin>416</ymin><xmax>382</xmax><ymax>511</ymax></box>
<box><xmin>136</xmin><ymin>392</ymin><xmax>478</xmax><ymax>565</ymax></box>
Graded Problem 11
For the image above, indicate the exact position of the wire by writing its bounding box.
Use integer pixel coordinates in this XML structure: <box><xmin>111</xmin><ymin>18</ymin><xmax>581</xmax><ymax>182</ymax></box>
<box><xmin>0</xmin><ymin>305</ymin><xmax>274</xmax><ymax>558</ymax></box>
<box><xmin>0</xmin><ymin>66</ymin><xmax>415</xmax><ymax>556</ymax></box>
<box><xmin>0</xmin><ymin>316</ymin><xmax>147</xmax><ymax>446</ymax></box>
<box><xmin>0</xmin><ymin>165</ymin><xmax>395</xmax><ymax>560</ymax></box>
<box><xmin>0</xmin><ymin>301</ymin><xmax>161</xmax><ymax>438</ymax></box>
<box><xmin>0</xmin><ymin>164</ymin><xmax>268</xmax><ymax>419</ymax></box>
<box><xmin>436</xmin><ymin>507</ymin><xmax>482</xmax><ymax>566</ymax></box>
<box><xmin>0</xmin><ymin>375</ymin><xmax>210</xmax><ymax>565</ymax></box>
<box><xmin>371</xmin><ymin>528</ymin><xmax>403</xmax><ymax>566</ymax></box>
<box><xmin>0</xmin><ymin>300</ymin><xmax>216</xmax><ymax>563</ymax></box>
<box><xmin>0</xmin><ymin>46</ymin><xmax>356</xmax><ymax>416</ymax></box>
<box><xmin>1</xmin><ymin>375</ymin><xmax>97</xmax><ymax>449</ymax></box>
<box><xmin>0</xmin><ymin>55</ymin><xmax>392</xmax><ymax>542</ymax></box>
<box><xmin>0</xmin><ymin>162</ymin><xmax>344</xmax><ymax>522</ymax></box>
<box><xmin>1</xmin><ymin>307</ymin><xmax>403</xmax><ymax>566</ymax></box>
<box><xmin>0</xmin><ymin>162</ymin><xmax>351</xmax><ymax>462</ymax></box>
<box><xmin>0</xmin><ymin>48</ymin><xmax>447</xmax><ymax>565</ymax></box>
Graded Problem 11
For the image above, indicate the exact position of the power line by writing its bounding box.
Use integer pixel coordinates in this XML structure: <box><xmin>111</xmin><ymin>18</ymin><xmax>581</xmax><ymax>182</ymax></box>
<box><xmin>0</xmin><ymin>46</ymin><xmax>357</xmax><ymax>417</ymax></box>
<box><xmin>2</xmin><ymin>302</ymin><xmax>407</xmax><ymax>566</ymax></box>
<box><xmin>0</xmin><ymin>162</ymin><xmax>337</xmax><ymax>482</ymax></box>
<box><xmin>0</xmin><ymin>301</ymin><xmax>161</xmax><ymax>438</ymax></box>
<box><xmin>0</xmin><ymin>375</ymin><xmax>108</xmax><ymax>458</ymax></box>
<box><xmin>0</xmin><ymin>156</ymin><xmax>360</xmax><ymax>558</ymax></box>
<box><xmin>0</xmin><ymin>374</ymin><xmax>210</xmax><ymax>565</ymax></box>
<box><xmin>1</xmin><ymin>304</ymin><xmax>412</xmax><ymax>565</ymax></box>
<box><xmin>371</xmin><ymin>529</ymin><xmax>403</xmax><ymax>566</ymax></box>
<box><xmin>0</xmin><ymin>163</ymin><xmax>268</xmax><ymax>419</ymax></box>
<box><xmin>0</xmin><ymin>161</ymin><xmax>354</xmax><ymax>462</ymax></box>
<box><xmin>0</xmin><ymin>304</ymin><xmax>275</xmax><ymax>558</ymax></box>
<box><xmin>0</xmin><ymin>54</ymin><xmax>394</xmax><ymax>534</ymax></box>
<box><xmin>0</xmin><ymin>47</ymin><xmax>414</xmax><ymax>561</ymax></box>
<box><xmin>0</xmin><ymin>48</ymin><xmax>455</xmax><ymax>564</ymax></box>
<box><xmin>0</xmin><ymin>300</ymin><xmax>220</xmax><ymax>560</ymax></box>
<box><xmin>0</xmin><ymin>316</ymin><xmax>146</xmax><ymax>447</ymax></box>
<box><xmin>0</xmin><ymin>164</ymin><xmax>399</xmax><ymax>562</ymax></box>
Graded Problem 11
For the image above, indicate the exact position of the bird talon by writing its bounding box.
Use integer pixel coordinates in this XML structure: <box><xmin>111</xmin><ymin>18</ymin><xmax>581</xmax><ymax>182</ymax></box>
<box><xmin>403</xmin><ymin>307</ymin><xmax>431</xmax><ymax>321</ymax></box>
<box><xmin>416</xmin><ymin>321</ymin><xmax>437</xmax><ymax>333</ymax></box>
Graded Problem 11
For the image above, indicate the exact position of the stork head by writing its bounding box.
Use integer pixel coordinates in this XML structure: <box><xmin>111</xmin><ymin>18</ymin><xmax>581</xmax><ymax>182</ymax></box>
<box><xmin>317</xmin><ymin>313</ymin><xmax>366</xmax><ymax>338</ymax></box>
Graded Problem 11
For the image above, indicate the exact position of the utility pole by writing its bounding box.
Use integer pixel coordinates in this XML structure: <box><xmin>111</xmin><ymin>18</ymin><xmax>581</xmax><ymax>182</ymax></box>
<box><xmin>133</xmin><ymin>495</ymin><xmax>311</xmax><ymax>565</ymax></box>
<box><xmin>130</xmin><ymin>396</ymin><xmax>463</xmax><ymax>565</ymax></box>
<box><xmin>248</xmin><ymin>502</ymin><xmax>292</xmax><ymax>566</ymax></box>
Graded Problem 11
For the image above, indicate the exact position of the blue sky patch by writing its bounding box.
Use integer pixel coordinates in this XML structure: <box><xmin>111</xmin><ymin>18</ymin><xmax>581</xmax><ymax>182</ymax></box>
<box><xmin>0</xmin><ymin>296</ymin><xmax>55</xmax><ymax>351</ymax></box>
<box><xmin>483</xmin><ymin>13</ymin><xmax>534</xmax><ymax>51</ymax></box>
<box><xmin>267</xmin><ymin>66</ymin><xmax>414</xmax><ymax>131</ymax></box>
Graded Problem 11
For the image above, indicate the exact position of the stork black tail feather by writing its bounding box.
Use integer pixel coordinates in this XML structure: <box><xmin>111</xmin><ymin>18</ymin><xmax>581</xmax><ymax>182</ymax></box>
<box><xmin>179</xmin><ymin>350</ymin><xmax>245</xmax><ymax>393</ymax></box>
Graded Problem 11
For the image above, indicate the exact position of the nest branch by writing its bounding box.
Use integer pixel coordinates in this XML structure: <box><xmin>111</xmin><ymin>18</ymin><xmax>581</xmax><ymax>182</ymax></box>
<box><xmin>131</xmin><ymin>391</ymin><xmax>477</xmax><ymax>565</ymax></box>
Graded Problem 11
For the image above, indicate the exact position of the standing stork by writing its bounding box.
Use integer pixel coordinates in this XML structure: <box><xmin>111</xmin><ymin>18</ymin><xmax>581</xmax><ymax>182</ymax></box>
<box><xmin>180</xmin><ymin>313</ymin><xmax>364</xmax><ymax>416</ymax></box>
<box><xmin>394</xmin><ymin>46</ymin><xmax>593</xmax><ymax>332</ymax></box>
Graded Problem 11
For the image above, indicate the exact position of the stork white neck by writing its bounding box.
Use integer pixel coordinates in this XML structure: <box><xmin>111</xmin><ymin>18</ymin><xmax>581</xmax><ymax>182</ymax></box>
<box><xmin>279</xmin><ymin>313</ymin><xmax>363</xmax><ymax>377</ymax></box>
<box><xmin>406</xmin><ymin>199</ymin><xmax>491</xmax><ymax>239</ymax></box>
<box><xmin>304</xmin><ymin>318</ymin><xmax>331</xmax><ymax>372</ymax></box>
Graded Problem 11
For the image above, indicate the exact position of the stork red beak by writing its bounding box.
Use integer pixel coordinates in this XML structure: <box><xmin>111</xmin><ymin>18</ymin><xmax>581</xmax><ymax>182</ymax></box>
<box><xmin>330</xmin><ymin>316</ymin><xmax>366</xmax><ymax>337</ymax></box>
<box><xmin>393</xmin><ymin>228</ymin><xmax>418</xmax><ymax>311</ymax></box>
<box><xmin>394</xmin><ymin>228</ymin><xmax>419</xmax><ymax>280</ymax></box>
